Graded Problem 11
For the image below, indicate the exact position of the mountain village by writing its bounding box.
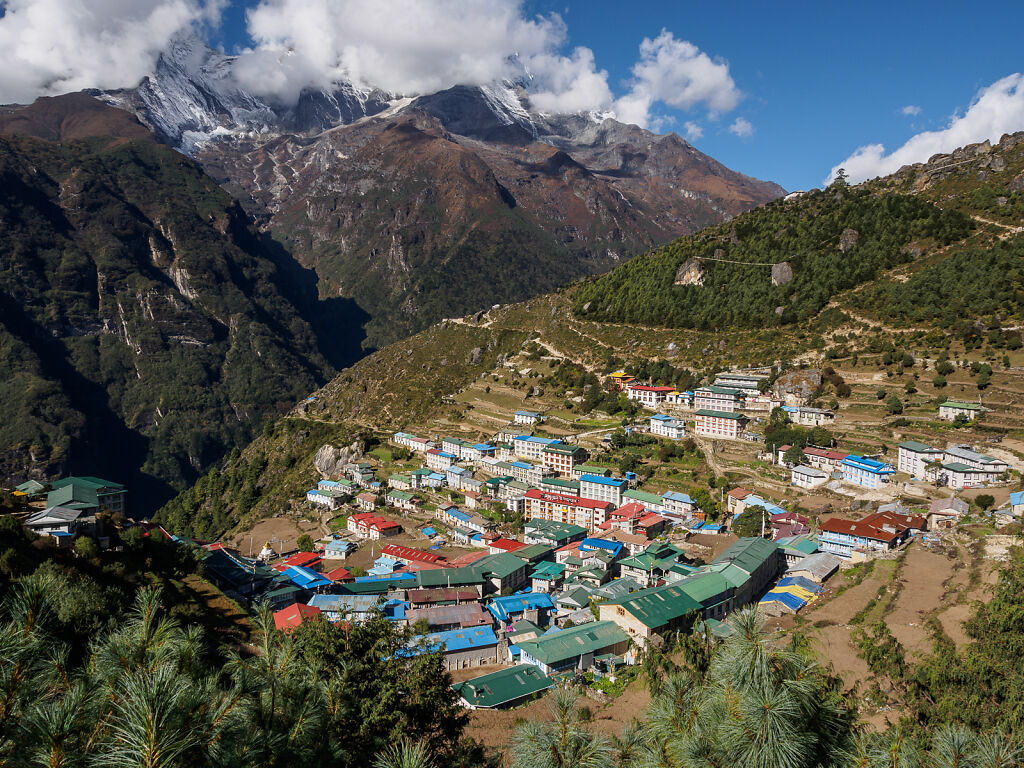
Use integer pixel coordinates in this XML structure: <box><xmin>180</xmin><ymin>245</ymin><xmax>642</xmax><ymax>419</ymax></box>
<box><xmin>14</xmin><ymin>359</ymin><xmax>1021</xmax><ymax>721</ymax></box>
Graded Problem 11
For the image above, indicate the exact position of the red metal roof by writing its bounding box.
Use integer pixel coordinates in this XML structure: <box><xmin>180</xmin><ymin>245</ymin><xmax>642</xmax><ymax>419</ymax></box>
<box><xmin>273</xmin><ymin>603</ymin><xmax>321</xmax><ymax>631</ymax></box>
<box><xmin>489</xmin><ymin>538</ymin><xmax>527</xmax><ymax>552</ymax></box>
<box><xmin>407</xmin><ymin>587</ymin><xmax>480</xmax><ymax>605</ymax></box>
<box><xmin>819</xmin><ymin>517</ymin><xmax>898</xmax><ymax>543</ymax></box>
<box><xmin>324</xmin><ymin>567</ymin><xmax>353</xmax><ymax>582</ymax></box>
<box><xmin>727</xmin><ymin>487</ymin><xmax>753</xmax><ymax>499</ymax></box>
<box><xmin>381</xmin><ymin>544</ymin><xmax>447</xmax><ymax>564</ymax></box>
<box><xmin>636</xmin><ymin>513</ymin><xmax>666</xmax><ymax>528</ymax></box>
<box><xmin>524</xmin><ymin>489</ymin><xmax>612</xmax><ymax>510</ymax></box>
<box><xmin>284</xmin><ymin>551</ymin><xmax>322</xmax><ymax>568</ymax></box>
<box><xmin>610</xmin><ymin>502</ymin><xmax>646</xmax><ymax>520</ymax></box>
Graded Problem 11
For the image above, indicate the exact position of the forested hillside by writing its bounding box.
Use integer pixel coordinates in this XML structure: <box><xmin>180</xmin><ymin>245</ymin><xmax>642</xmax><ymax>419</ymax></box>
<box><xmin>571</xmin><ymin>185</ymin><xmax>973</xmax><ymax>329</ymax></box>
<box><xmin>0</xmin><ymin>125</ymin><xmax>366</xmax><ymax>511</ymax></box>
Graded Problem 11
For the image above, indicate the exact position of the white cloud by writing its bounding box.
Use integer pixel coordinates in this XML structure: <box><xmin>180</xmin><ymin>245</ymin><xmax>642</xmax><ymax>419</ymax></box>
<box><xmin>684</xmin><ymin>121</ymin><xmax>703</xmax><ymax>141</ymax></box>
<box><xmin>828</xmin><ymin>74</ymin><xmax>1024</xmax><ymax>184</ymax></box>
<box><xmin>613</xmin><ymin>30</ymin><xmax>741</xmax><ymax>128</ymax></box>
<box><xmin>728</xmin><ymin>116</ymin><xmax>754</xmax><ymax>137</ymax></box>
<box><xmin>0</xmin><ymin>0</ymin><xmax>223</xmax><ymax>104</ymax></box>
<box><xmin>237</xmin><ymin>0</ymin><xmax>577</xmax><ymax>105</ymax></box>
<box><xmin>0</xmin><ymin>0</ymin><xmax>745</xmax><ymax>131</ymax></box>
<box><xmin>901</xmin><ymin>104</ymin><xmax>921</xmax><ymax>116</ymax></box>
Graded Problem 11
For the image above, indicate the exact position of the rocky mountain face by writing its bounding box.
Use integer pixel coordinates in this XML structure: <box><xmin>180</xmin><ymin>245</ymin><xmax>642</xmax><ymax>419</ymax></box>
<box><xmin>96</xmin><ymin>38</ymin><xmax>785</xmax><ymax>348</ymax></box>
<box><xmin>0</xmin><ymin>97</ymin><xmax>368</xmax><ymax>511</ymax></box>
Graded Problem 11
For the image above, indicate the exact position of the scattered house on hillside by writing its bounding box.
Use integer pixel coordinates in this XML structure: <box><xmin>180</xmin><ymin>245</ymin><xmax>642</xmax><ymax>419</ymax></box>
<box><xmin>622</xmin><ymin>489</ymin><xmax>669</xmax><ymax>514</ymax></box>
<box><xmin>897</xmin><ymin>441</ymin><xmax>944</xmax><ymax>478</ymax></box>
<box><xmin>406</xmin><ymin>588</ymin><xmax>480</xmax><ymax>608</ymax></box>
<box><xmin>514</xmin><ymin>410</ymin><xmax>543</xmax><ymax>426</ymax></box>
<box><xmin>405</xmin><ymin>603</ymin><xmax>493</xmax><ymax>632</ymax></box>
<box><xmin>386</xmin><ymin>490</ymin><xmax>418</xmax><ymax>512</ymax></box>
<box><xmin>800</xmin><ymin>447</ymin><xmax>850</xmax><ymax>472</ymax></box>
<box><xmin>488</xmin><ymin>593</ymin><xmax>555</xmax><ymax>627</ymax></box>
<box><xmin>776</xmin><ymin>534</ymin><xmax>820</xmax><ymax>565</ymax></box>
<box><xmin>273</xmin><ymin>603</ymin><xmax>321</xmax><ymax>633</ymax></box>
<box><xmin>693</xmin><ymin>386</ymin><xmax>744</xmax><ymax>412</ymax></box>
<box><xmin>694</xmin><ymin>409</ymin><xmax>748</xmax><ymax>439</ymax></box>
<box><xmin>529</xmin><ymin>561</ymin><xmax>567</xmax><ymax>592</ymax></box>
<box><xmin>540</xmin><ymin>477</ymin><xmax>582</xmax><ymax>494</ymax></box>
<box><xmin>542</xmin><ymin>442</ymin><xmax>586</xmax><ymax>474</ymax></box>
<box><xmin>840</xmin><ymin>455</ymin><xmax>895</xmax><ymax>489</ymax></box>
<box><xmin>819</xmin><ymin>511</ymin><xmax>924</xmax><ymax>559</ymax></box>
<box><xmin>14</xmin><ymin>479</ymin><xmax>48</xmax><ymax>499</ymax></box>
<box><xmin>380</xmin><ymin>544</ymin><xmax>446</xmax><ymax>567</ymax></box>
<box><xmin>488</xmin><ymin>538</ymin><xmax>527</xmax><ymax>555</ymax></box>
<box><xmin>627</xmin><ymin>385</ymin><xmax>677</xmax><ymax>408</ymax></box>
<box><xmin>463</xmin><ymin>490</ymin><xmax>483</xmax><ymax>509</ymax></box>
<box><xmin>661</xmin><ymin>491</ymin><xmax>696</xmax><ymax>517</ymax></box>
<box><xmin>46</xmin><ymin>476</ymin><xmax>126</xmax><ymax>517</ymax></box>
<box><xmin>388</xmin><ymin>473</ymin><xmax>414</xmax><ymax>491</ymax></box>
<box><xmin>703</xmin><ymin>537</ymin><xmax>784</xmax><ymax>607</ymax></box>
<box><xmin>927</xmin><ymin>497</ymin><xmax>969</xmax><ymax>529</ymax></box>
<box><xmin>790</xmin><ymin>407</ymin><xmax>835</xmax><ymax>426</ymax></box>
<box><xmin>714</xmin><ymin>372</ymin><xmax>765</xmax><ymax>395</ymax></box>
<box><xmin>599</xmin><ymin>581</ymin><xmax>702</xmax><ymax>647</ymax></box>
<box><xmin>411</xmin><ymin>626</ymin><xmax>501</xmax><ymax>671</ymax></box>
<box><xmin>426</xmin><ymin>449</ymin><xmax>458</xmax><ymax>472</ymax></box>
<box><xmin>928</xmin><ymin>462</ymin><xmax>992</xmax><ymax>489</ymax></box>
<box><xmin>524</xmin><ymin>489</ymin><xmax>614</xmax><ymax>531</ymax></box>
<box><xmin>941</xmin><ymin>445</ymin><xmax>1008</xmax><ymax>477</ymax></box>
<box><xmin>517</xmin><ymin>620</ymin><xmax>631</xmax><ymax>675</ymax></box>
<box><xmin>595</xmin><ymin>529</ymin><xmax>649</xmax><ymax>555</ymax></box>
<box><xmin>649</xmin><ymin>414</ymin><xmax>686</xmax><ymax>439</ymax></box>
<box><xmin>791</xmin><ymin>464</ymin><xmax>829</xmax><ymax>490</ymax></box>
<box><xmin>785</xmin><ymin>552</ymin><xmax>842</xmax><ymax>583</ymax></box>
<box><xmin>938</xmin><ymin>400</ymin><xmax>984</xmax><ymax>421</ymax></box>
<box><xmin>579</xmin><ymin>475</ymin><xmax>626</xmax><ymax>507</ymax></box>
<box><xmin>523</xmin><ymin>519</ymin><xmax>588</xmax><ymax>548</ymax></box>
<box><xmin>452</xmin><ymin>665</ymin><xmax>554</xmax><ymax>710</ymax></box>
<box><xmin>355</xmin><ymin>492</ymin><xmax>377</xmax><ymax>512</ymax></box>
<box><xmin>617</xmin><ymin>541</ymin><xmax>689</xmax><ymax>588</ymax></box>
<box><xmin>608</xmin><ymin>371</ymin><xmax>635</xmax><ymax>391</ymax></box>
<box><xmin>347</xmin><ymin>512</ymin><xmax>402</xmax><ymax>540</ymax></box>
<box><xmin>1012</xmin><ymin>491</ymin><xmax>1024</xmax><ymax>517</ymax></box>
<box><xmin>726</xmin><ymin>487</ymin><xmax>753</xmax><ymax>516</ymax></box>
<box><xmin>24</xmin><ymin>507</ymin><xmax>93</xmax><ymax>541</ymax></box>
<box><xmin>664</xmin><ymin>390</ymin><xmax>691</xmax><ymax>408</ymax></box>
<box><xmin>512</xmin><ymin>435</ymin><xmax>560</xmax><ymax>460</ymax></box>
<box><xmin>571</xmin><ymin>464</ymin><xmax>614</xmax><ymax>479</ymax></box>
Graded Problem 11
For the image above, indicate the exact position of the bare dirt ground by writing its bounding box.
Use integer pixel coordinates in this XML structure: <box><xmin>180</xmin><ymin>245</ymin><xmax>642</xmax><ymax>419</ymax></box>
<box><xmin>228</xmin><ymin>515</ymin><xmax>320</xmax><ymax>555</ymax></box>
<box><xmin>464</xmin><ymin>678</ymin><xmax>651</xmax><ymax>758</ymax></box>
<box><xmin>885</xmin><ymin>548</ymin><xmax>956</xmax><ymax>659</ymax></box>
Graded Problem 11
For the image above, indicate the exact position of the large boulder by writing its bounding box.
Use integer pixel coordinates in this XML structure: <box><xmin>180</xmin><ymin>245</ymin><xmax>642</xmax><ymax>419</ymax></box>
<box><xmin>313</xmin><ymin>441</ymin><xmax>364</xmax><ymax>479</ymax></box>
<box><xmin>838</xmin><ymin>228</ymin><xmax>859</xmax><ymax>253</ymax></box>
<box><xmin>771</xmin><ymin>261</ymin><xmax>793</xmax><ymax>286</ymax></box>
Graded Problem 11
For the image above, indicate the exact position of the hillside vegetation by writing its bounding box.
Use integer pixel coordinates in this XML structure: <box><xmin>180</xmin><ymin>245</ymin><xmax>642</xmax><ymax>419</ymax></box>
<box><xmin>571</xmin><ymin>186</ymin><xmax>972</xmax><ymax>329</ymax></box>
<box><xmin>0</xmin><ymin>129</ymin><xmax>364</xmax><ymax>511</ymax></box>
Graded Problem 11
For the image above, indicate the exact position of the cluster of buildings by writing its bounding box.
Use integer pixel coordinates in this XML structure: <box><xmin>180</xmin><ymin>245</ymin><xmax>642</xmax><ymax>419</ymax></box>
<box><xmin>14</xmin><ymin>476</ymin><xmax>127</xmax><ymax>547</ymax></box>
<box><xmin>897</xmin><ymin>441</ymin><xmax>1008</xmax><ymax>489</ymax></box>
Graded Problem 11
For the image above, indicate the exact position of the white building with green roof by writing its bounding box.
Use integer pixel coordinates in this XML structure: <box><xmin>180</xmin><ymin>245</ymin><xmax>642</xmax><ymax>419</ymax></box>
<box><xmin>938</xmin><ymin>400</ymin><xmax>984</xmax><ymax>421</ymax></box>
<box><xmin>517</xmin><ymin>620</ymin><xmax>631</xmax><ymax>675</ymax></box>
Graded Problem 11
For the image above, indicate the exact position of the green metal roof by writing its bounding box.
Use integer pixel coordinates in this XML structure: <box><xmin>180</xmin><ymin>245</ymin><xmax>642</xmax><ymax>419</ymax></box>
<box><xmin>544</xmin><ymin>443</ymin><xmax>583</xmax><ymax>455</ymax></box>
<box><xmin>513</xmin><ymin>543</ymin><xmax>555</xmax><ymax>562</ymax></box>
<box><xmin>623</xmin><ymin>489</ymin><xmax>663</xmax><ymax>505</ymax></box>
<box><xmin>452</xmin><ymin>665</ymin><xmax>553</xmax><ymax>708</ymax></box>
<box><xmin>711</xmin><ymin>537</ymin><xmax>779</xmax><ymax>575</ymax></box>
<box><xmin>516</xmin><ymin>621</ymin><xmax>629</xmax><ymax>665</ymax></box>
<box><xmin>530</xmin><ymin>561</ymin><xmax>566</xmax><ymax>580</ymax></box>
<box><xmin>898</xmin><ymin>440</ymin><xmax>940</xmax><ymax>453</ymax></box>
<box><xmin>511</xmin><ymin>619</ymin><xmax>543</xmax><ymax>636</ymax></box>
<box><xmin>674</xmin><ymin>572</ymin><xmax>732</xmax><ymax>606</ymax></box>
<box><xmin>939</xmin><ymin>400</ymin><xmax>982</xmax><ymax>411</ymax></box>
<box><xmin>541</xmin><ymin>477</ymin><xmax>581</xmax><ymax>491</ymax></box>
<box><xmin>699</xmin><ymin>562</ymin><xmax>752</xmax><ymax>590</ymax></box>
<box><xmin>605</xmin><ymin>582</ymin><xmax>702</xmax><ymax>629</ymax></box>
<box><xmin>387</xmin><ymin>490</ymin><xmax>414</xmax><ymax>501</ymax></box>
<box><xmin>694</xmin><ymin>409</ymin><xmax>746</xmax><ymax>419</ymax></box>
<box><xmin>526</xmin><ymin>519</ymin><xmax>587</xmax><ymax>539</ymax></box>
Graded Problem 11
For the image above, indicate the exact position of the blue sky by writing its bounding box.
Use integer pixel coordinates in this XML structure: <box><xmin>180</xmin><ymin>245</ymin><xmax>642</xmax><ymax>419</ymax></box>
<box><xmin>207</xmin><ymin>0</ymin><xmax>1024</xmax><ymax>190</ymax></box>
<box><xmin>2</xmin><ymin>0</ymin><xmax>1022</xmax><ymax>191</ymax></box>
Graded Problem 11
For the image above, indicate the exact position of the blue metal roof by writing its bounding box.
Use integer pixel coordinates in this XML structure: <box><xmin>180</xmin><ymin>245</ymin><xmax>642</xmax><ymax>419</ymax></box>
<box><xmin>841</xmin><ymin>455</ymin><xmax>894</xmax><ymax>473</ymax></box>
<box><xmin>580</xmin><ymin>474</ymin><xmax>625</xmax><ymax>487</ymax></box>
<box><xmin>422</xmin><ymin>527</ymin><xmax>437</xmax><ymax>536</ymax></box>
<box><xmin>662</xmin><ymin>491</ymin><xmax>694</xmax><ymax>504</ymax></box>
<box><xmin>759</xmin><ymin>591</ymin><xmax>806</xmax><ymax>610</ymax></box>
<box><xmin>1010</xmin><ymin>491</ymin><xmax>1024</xmax><ymax>506</ymax></box>
<box><xmin>778</xmin><ymin>576</ymin><xmax>823</xmax><ymax>594</ymax></box>
<box><xmin>580</xmin><ymin>538</ymin><xmax>622</xmax><ymax>557</ymax></box>
<box><xmin>487</xmin><ymin>593</ymin><xmax>555</xmax><ymax>622</ymax></box>
<box><xmin>282</xmin><ymin>566</ymin><xmax>333</xmax><ymax>590</ymax></box>
<box><xmin>417</xmin><ymin>626</ymin><xmax>498</xmax><ymax>653</ymax></box>
<box><xmin>515</xmin><ymin>410</ymin><xmax>539</xmax><ymax>417</ymax></box>
<box><xmin>353</xmin><ymin>572</ymin><xmax>416</xmax><ymax>583</ymax></box>
<box><xmin>474</xmin><ymin>443</ymin><xmax>496</xmax><ymax>451</ymax></box>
